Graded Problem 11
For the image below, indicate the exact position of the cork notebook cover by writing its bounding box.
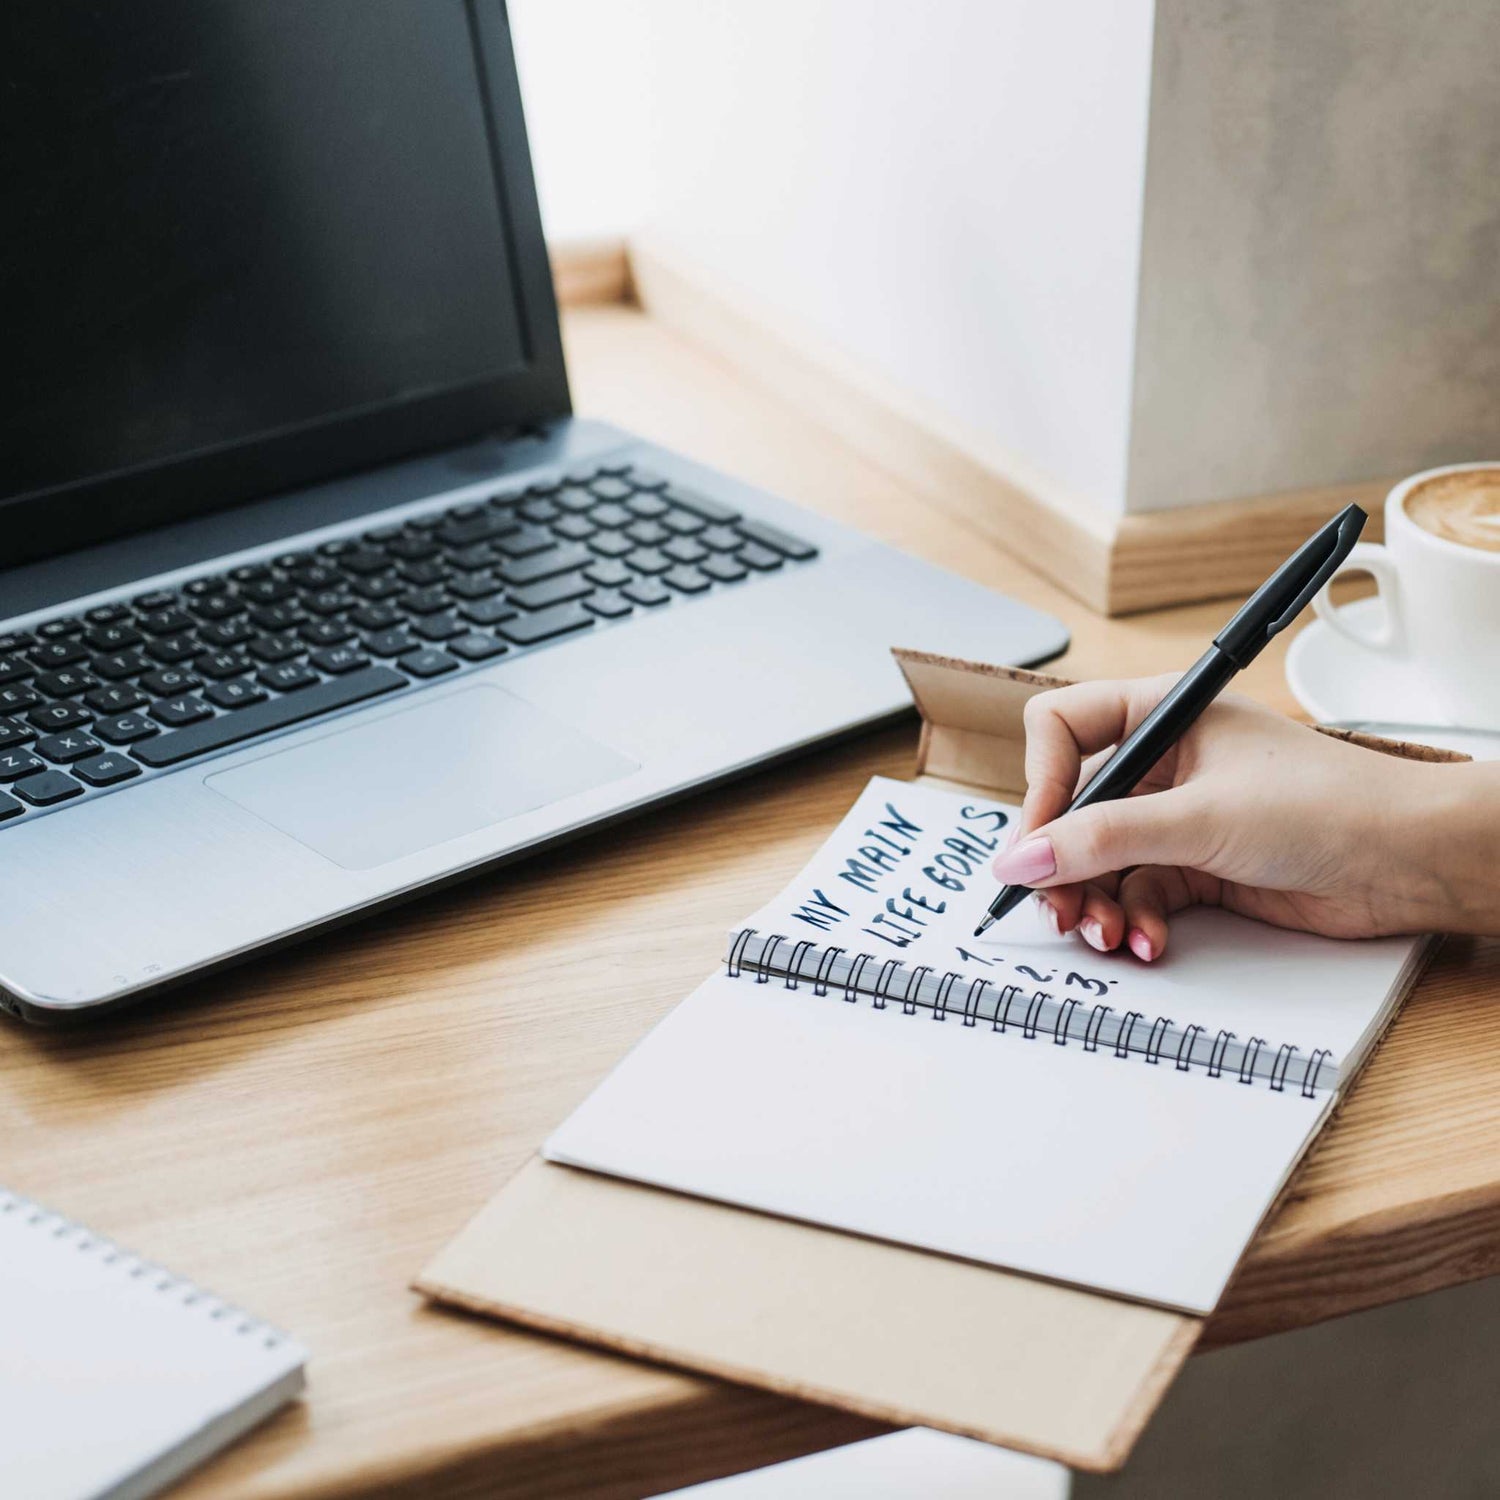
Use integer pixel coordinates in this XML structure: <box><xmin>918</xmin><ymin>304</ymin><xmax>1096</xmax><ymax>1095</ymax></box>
<box><xmin>416</xmin><ymin>655</ymin><xmax>1457</xmax><ymax>1471</ymax></box>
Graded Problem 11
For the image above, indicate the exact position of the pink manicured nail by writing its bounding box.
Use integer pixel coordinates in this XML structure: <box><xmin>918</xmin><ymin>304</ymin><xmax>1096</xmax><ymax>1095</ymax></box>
<box><xmin>1127</xmin><ymin>928</ymin><xmax>1154</xmax><ymax>962</ymax></box>
<box><xmin>1034</xmin><ymin>895</ymin><xmax>1061</xmax><ymax>935</ymax></box>
<box><xmin>991</xmin><ymin>835</ymin><xmax>1056</xmax><ymax>885</ymax></box>
<box><xmin>1080</xmin><ymin>917</ymin><xmax>1107</xmax><ymax>952</ymax></box>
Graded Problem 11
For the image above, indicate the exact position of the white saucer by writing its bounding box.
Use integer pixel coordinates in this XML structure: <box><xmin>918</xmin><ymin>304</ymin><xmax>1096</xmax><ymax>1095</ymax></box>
<box><xmin>1285</xmin><ymin>597</ymin><xmax>1452</xmax><ymax>724</ymax></box>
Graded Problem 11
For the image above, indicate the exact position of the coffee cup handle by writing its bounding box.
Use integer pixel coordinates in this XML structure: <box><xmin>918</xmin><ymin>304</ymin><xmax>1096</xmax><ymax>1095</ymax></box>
<box><xmin>1312</xmin><ymin>542</ymin><xmax>1403</xmax><ymax>652</ymax></box>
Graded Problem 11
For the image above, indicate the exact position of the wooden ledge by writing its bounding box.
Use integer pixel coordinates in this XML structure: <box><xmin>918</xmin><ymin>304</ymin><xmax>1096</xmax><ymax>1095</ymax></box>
<box><xmin>563</xmin><ymin>237</ymin><xmax>1403</xmax><ymax>617</ymax></box>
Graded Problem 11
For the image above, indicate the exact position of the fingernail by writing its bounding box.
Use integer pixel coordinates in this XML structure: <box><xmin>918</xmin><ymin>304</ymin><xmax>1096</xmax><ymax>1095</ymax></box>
<box><xmin>991</xmin><ymin>835</ymin><xmax>1056</xmax><ymax>885</ymax></box>
<box><xmin>1080</xmin><ymin>917</ymin><xmax>1107</xmax><ymax>952</ymax></box>
<box><xmin>1035</xmin><ymin>895</ymin><xmax>1061</xmax><ymax>935</ymax></box>
<box><xmin>1127</xmin><ymin>928</ymin><xmax>1154</xmax><ymax>962</ymax></box>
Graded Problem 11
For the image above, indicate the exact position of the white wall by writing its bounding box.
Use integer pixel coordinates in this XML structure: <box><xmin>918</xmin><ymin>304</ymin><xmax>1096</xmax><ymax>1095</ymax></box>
<box><xmin>510</xmin><ymin>1</ymin><xmax>1156</xmax><ymax>520</ymax></box>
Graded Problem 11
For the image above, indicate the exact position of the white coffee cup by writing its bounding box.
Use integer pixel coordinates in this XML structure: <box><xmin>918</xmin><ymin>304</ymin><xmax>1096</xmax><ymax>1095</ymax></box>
<box><xmin>1312</xmin><ymin>462</ymin><xmax>1500</xmax><ymax>728</ymax></box>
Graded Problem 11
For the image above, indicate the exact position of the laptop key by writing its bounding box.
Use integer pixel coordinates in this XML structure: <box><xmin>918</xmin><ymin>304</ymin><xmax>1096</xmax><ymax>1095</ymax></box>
<box><xmin>310</xmin><ymin>645</ymin><xmax>371</xmax><ymax>674</ymax></box>
<box><xmin>0</xmin><ymin>633</ymin><xmax>35</xmax><ymax>652</ymax></box>
<box><xmin>0</xmin><ymin>655</ymin><xmax>31</xmax><ymax>685</ymax></box>
<box><xmin>738</xmin><ymin>542</ymin><xmax>784</xmax><ymax>571</ymax></box>
<box><xmin>349</xmin><ymin>602</ymin><xmax>403</xmax><ymax>631</ymax></box>
<box><xmin>508</xmin><ymin>572</ymin><xmax>592</xmax><ymax>612</ymax></box>
<box><xmin>147</xmin><ymin>633</ymin><xmax>202</xmax><ymax>664</ymax></box>
<box><xmin>584</xmin><ymin>558</ymin><xmax>632</xmax><ymax>589</ymax></box>
<box><xmin>0</xmin><ymin>717</ymin><xmax>32</xmax><ymax>749</ymax></box>
<box><xmin>258</xmin><ymin>661</ymin><xmax>320</xmax><ymax>692</ymax></box>
<box><xmin>205</xmin><ymin>678</ymin><xmax>269</xmax><ymax>710</ymax></box>
<box><xmin>196</xmin><ymin>650</ymin><xmax>253</xmax><ymax>679</ymax></box>
<box><xmin>72</xmin><ymin>752</ymin><xmax>142</xmax><ymax>788</ymax></box>
<box><xmin>396</xmin><ymin>647</ymin><xmax>459</xmax><ymax>678</ymax></box>
<box><xmin>446</xmin><ymin>572</ymin><xmax>503</xmax><ymax>601</ymax></box>
<box><xmin>552</xmin><ymin>515</ymin><xmax>596</xmax><ymax>542</ymax></box>
<box><xmin>141</xmin><ymin>668</ymin><xmax>200</xmax><ymax>696</ymax></box>
<box><xmin>624</xmin><ymin>547</ymin><xmax>672</xmax><ymax>576</ymax></box>
<box><xmin>735</xmin><ymin>518</ymin><xmax>820</xmax><ymax>560</ymax></box>
<box><xmin>83</xmin><ymin>623</ymin><xmax>145</xmax><ymax>652</ymax></box>
<box><xmin>247</xmin><ymin>634</ymin><xmax>303</xmax><ymax>664</ymax></box>
<box><xmin>584</xmin><ymin>589</ymin><xmax>633</xmax><ymax>620</ymax></box>
<box><xmin>134</xmin><ymin>666</ymin><xmax>407</xmax><ymax>768</ymax></box>
<box><xmin>497</xmin><ymin>602</ymin><xmax>595</xmax><ymax>646</ymax></box>
<box><xmin>35</xmin><ymin>668</ymin><xmax>96</xmax><ymax>697</ymax></box>
<box><xmin>587</xmin><ymin>531</ymin><xmax>634</xmax><ymax>559</ymax></box>
<box><xmin>0</xmin><ymin>749</ymin><xmax>46</xmax><ymax>781</ymax></box>
<box><xmin>28</xmin><ymin>700</ymin><xmax>91</xmax><ymax>732</ymax></box>
<box><xmin>622</xmin><ymin>577</ymin><xmax>672</xmax><ymax>608</ymax></box>
<box><xmin>198</xmin><ymin>618</ymin><xmax>256</xmax><ymax>648</ymax></box>
<box><xmin>28</xmin><ymin>640</ymin><xmax>89</xmax><ymax>669</ymax></box>
<box><xmin>91</xmin><ymin>650</ymin><xmax>151</xmax><ymax>680</ymax></box>
<box><xmin>410</xmin><ymin>611</ymin><xmax>464</xmax><ymax>642</ymax></box>
<box><xmin>588</xmin><ymin>476</ymin><xmax>632</xmax><ymax>502</ymax></box>
<box><xmin>0</xmin><ymin>685</ymin><xmax>41</xmax><ymax>714</ymax></box>
<box><xmin>592</xmin><ymin>503</ymin><xmax>633</xmax><ymax>529</ymax></box>
<box><xmin>700</xmin><ymin>525</ymin><xmax>745</xmax><ymax>552</ymax></box>
<box><xmin>496</xmin><ymin>543</ymin><xmax>593</xmax><ymax>586</ymax></box>
<box><xmin>35</xmin><ymin>731</ymin><xmax>102</xmax><ymax>763</ymax></box>
<box><xmin>85</xmin><ymin>684</ymin><xmax>147</xmax><ymax>715</ymax></box>
<box><xmin>151</xmin><ymin>694</ymin><xmax>215</xmax><ymax>727</ymax></box>
<box><xmin>663</xmin><ymin>565</ymin><xmax>712</xmax><ymax>596</ymax></box>
<box><xmin>446</xmin><ymin>631</ymin><xmax>509</xmax><ymax>662</ymax></box>
<box><xmin>662</xmin><ymin>509</ymin><xmax>708</xmax><ymax>536</ymax></box>
<box><xmin>661</xmin><ymin>484</ymin><xmax>740</xmax><ymax>524</ymax></box>
<box><xmin>364</xmin><ymin>628</ymin><xmax>417</xmax><ymax>656</ymax></box>
<box><xmin>94</xmin><ymin>713</ymin><xmax>159</xmax><ymax>745</ymax></box>
<box><xmin>0</xmin><ymin>791</ymin><xmax>22</xmax><ymax>821</ymax></box>
<box><xmin>624</xmin><ymin>467</ymin><xmax>670</xmax><ymax>492</ymax></box>
<box><xmin>38</xmin><ymin>619</ymin><xmax>83</xmax><ymax>640</ymax></box>
<box><xmin>135</xmin><ymin>607</ymin><xmax>195</xmax><ymax>636</ymax></box>
<box><xmin>625</xmin><ymin>492</ymin><xmax>669</xmax><ymax>519</ymax></box>
<box><xmin>701</xmin><ymin>553</ymin><xmax>750</xmax><ymax>583</ymax></box>
<box><xmin>663</xmin><ymin>537</ymin><xmax>709</xmax><ymax>565</ymax></box>
<box><xmin>492</xmin><ymin>524</ymin><xmax>558</xmax><ymax>560</ymax></box>
<box><xmin>12</xmin><ymin>770</ymin><xmax>83</xmax><ymax>807</ymax></box>
<box><xmin>300</xmin><ymin>618</ymin><xmax>354</xmax><ymax>647</ymax></box>
<box><xmin>458</xmin><ymin>598</ymin><xmax>517</xmax><ymax>627</ymax></box>
<box><xmin>624</xmin><ymin>518</ymin><xmax>669</xmax><ymax>546</ymax></box>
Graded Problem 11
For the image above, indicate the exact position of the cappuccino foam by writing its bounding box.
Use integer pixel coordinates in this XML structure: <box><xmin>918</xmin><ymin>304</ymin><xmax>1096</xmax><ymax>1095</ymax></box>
<box><xmin>1404</xmin><ymin>470</ymin><xmax>1500</xmax><ymax>552</ymax></box>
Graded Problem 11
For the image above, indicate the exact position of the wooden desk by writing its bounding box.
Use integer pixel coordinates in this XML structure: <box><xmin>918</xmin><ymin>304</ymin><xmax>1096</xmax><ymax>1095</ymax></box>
<box><xmin>2</xmin><ymin>297</ymin><xmax>1497</xmax><ymax>1499</ymax></box>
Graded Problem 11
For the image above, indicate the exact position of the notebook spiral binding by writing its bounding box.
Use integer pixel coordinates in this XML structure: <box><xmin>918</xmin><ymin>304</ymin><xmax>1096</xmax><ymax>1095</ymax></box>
<box><xmin>726</xmin><ymin>929</ymin><xmax>1336</xmax><ymax>1098</ymax></box>
<box><xmin>0</xmin><ymin>1188</ymin><xmax>292</xmax><ymax>1351</ymax></box>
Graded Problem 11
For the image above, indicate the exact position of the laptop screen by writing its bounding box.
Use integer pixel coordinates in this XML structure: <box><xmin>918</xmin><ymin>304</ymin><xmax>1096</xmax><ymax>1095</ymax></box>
<box><xmin>0</xmin><ymin>0</ymin><xmax>567</xmax><ymax>569</ymax></box>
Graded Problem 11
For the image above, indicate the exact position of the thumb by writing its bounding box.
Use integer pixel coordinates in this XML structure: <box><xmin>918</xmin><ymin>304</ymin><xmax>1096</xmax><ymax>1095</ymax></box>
<box><xmin>990</xmin><ymin>788</ymin><xmax>1210</xmax><ymax>889</ymax></box>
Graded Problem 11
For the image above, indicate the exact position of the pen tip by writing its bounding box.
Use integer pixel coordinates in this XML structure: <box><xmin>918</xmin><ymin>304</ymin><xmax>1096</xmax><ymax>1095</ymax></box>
<box><xmin>972</xmin><ymin>917</ymin><xmax>994</xmax><ymax>937</ymax></box>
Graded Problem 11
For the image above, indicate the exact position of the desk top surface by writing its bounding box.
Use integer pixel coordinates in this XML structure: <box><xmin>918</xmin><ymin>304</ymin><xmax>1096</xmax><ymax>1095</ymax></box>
<box><xmin>2</xmin><ymin>300</ymin><xmax>1496</xmax><ymax>1500</ymax></box>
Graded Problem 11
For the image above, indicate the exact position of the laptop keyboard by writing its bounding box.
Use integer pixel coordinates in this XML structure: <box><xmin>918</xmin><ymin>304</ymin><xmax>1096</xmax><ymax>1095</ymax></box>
<box><xmin>0</xmin><ymin>464</ymin><xmax>819</xmax><ymax>829</ymax></box>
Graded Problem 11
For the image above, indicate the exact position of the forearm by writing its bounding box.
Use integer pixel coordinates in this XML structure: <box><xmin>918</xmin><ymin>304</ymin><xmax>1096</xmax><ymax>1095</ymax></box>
<box><xmin>1397</xmin><ymin>763</ymin><xmax>1500</xmax><ymax>935</ymax></box>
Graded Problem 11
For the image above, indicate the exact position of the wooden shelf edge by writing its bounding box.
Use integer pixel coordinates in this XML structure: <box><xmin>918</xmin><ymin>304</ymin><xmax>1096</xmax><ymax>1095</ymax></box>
<box><xmin>550</xmin><ymin>239</ymin><xmax>634</xmax><ymax>310</ymax></box>
<box><xmin>618</xmin><ymin>238</ymin><xmax>1402</xmax><ymax>617</ymax></box>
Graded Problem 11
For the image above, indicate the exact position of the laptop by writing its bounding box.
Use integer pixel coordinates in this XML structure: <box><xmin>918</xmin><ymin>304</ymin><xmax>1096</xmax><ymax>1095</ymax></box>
<box><xmin>0</xmin><ymin>1</ymin><xmax>1067</xmax><ymax>1021</ymax></box>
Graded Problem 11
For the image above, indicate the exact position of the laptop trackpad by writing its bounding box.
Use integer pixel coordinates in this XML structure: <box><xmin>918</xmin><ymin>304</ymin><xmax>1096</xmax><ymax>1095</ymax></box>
<box><xmin>206</xmin><ymin>684</ymin><xmax>639</xmax><ymax>870</ymax></box>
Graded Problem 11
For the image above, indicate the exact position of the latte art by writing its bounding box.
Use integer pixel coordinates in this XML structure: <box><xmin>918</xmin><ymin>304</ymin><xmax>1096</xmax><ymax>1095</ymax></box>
<box><xmin>1404</xmin><ymin>470</ymin><xmax>1500</xmax><ymax>552</ymax></box>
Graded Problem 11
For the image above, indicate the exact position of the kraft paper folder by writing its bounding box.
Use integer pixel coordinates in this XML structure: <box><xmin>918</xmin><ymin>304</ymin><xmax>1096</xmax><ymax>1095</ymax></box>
<box><xmin>417</xmin><ymin>652</ymin><xmax>1452</xmax><ymax>1471</ymax></box>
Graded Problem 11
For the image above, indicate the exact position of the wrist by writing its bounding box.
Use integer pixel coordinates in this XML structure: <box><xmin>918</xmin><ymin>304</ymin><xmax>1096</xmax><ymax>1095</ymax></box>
<box><xmin>1394</xmin><ymin>762</ymin><xmax>1500</xmax><ymax>935</ymax></box>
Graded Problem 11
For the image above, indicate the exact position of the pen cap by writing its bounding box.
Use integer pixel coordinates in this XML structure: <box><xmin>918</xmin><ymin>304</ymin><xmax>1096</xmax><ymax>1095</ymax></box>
<box><xmin>1214</xmin><ymin>504</ymin><xmax>1367</xmax><ymax>667</ymax></box>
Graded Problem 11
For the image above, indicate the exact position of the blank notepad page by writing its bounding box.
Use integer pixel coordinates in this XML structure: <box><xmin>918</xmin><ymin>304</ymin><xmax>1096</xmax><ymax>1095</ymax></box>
<box><xmin>0</xmin><ymin>1188</ymin><xmax>306</xmax><ymax>1500</ymax></box>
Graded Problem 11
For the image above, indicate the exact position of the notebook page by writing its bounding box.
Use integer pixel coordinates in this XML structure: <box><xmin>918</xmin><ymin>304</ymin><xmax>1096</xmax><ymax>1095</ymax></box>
<box><xmin>736</xmin><ymin>777</ymin><xmax>1420</xmax><ymax>1071</ymax></box>
<box><xmin>0</xmin><ymin>1189</ymin><xmax>306</xmax><ymax>1500</ymax></box>
<box><xmin>546</xmin><ymin>970</ymin><xmax>1321</xmax><ymax>1314</ymax></box>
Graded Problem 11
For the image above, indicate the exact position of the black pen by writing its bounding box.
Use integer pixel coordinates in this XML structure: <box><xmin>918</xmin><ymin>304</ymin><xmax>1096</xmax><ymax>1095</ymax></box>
<box><xmin>973</xmin><ymin>503</ymin><xmax>1368</xmax><ymax>936</ymax></box>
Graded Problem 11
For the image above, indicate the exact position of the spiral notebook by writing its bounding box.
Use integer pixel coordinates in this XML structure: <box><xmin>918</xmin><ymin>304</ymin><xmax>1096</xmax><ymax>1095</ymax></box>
<box><xmin>0</xmin><ymin>1186</ymin><xmax>307</xmax><ymax>1500</ymax></box>
<box><xmin>419</xmin><ymin>654</ymin><xmax>1447</xmax><ymax>1469</ymax></box>
<box><xmin>544</xmin><ymin>775</ymin><xmax>1426</xmax><ymax>1315</ymax></box>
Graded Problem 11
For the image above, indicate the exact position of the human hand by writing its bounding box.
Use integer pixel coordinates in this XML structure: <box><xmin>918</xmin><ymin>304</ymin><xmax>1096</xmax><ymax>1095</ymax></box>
<box><xmin>989</xmin><ymin>675</ymin><xmax>1495</xmax><ymax>959</ymax></box>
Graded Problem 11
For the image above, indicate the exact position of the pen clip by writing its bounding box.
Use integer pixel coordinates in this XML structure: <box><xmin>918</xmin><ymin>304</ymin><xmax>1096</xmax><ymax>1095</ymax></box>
<box><xmin>1263</xmin><ymin>508</ymin><xmax>1366</xmax><ymax>638</ymax></box>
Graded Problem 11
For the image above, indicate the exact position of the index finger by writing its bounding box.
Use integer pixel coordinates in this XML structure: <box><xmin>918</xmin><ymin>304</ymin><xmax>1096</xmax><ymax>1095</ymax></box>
<box><xmin>1018</xmin><ymin>674</ymin><xmax>1179</xmax><ymax>834</ymax></box>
